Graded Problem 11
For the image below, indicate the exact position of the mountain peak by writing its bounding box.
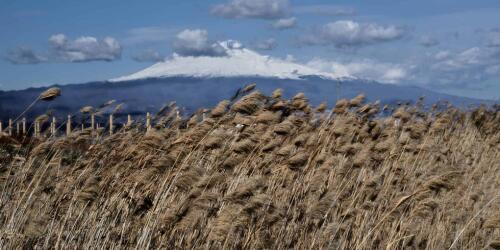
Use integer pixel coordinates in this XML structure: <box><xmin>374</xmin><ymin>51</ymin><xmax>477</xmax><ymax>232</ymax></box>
<box><xmin>110</xmin><ymin>40</ymin><xmax>348</xmax><ymax>82</ymax></box>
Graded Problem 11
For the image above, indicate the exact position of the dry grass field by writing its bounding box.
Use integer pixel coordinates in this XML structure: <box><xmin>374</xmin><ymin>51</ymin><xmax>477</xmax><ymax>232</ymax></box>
<box><xmin>0</xmin><ymin>86</ymin><xmax>499</xmax><ymax>249</ymax></box>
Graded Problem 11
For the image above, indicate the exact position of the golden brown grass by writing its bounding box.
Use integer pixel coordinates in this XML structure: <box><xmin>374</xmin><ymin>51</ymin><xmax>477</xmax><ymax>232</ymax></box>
<box><xmin>0</xmin><ymin>88</ymin><xmax>499</xmax><ymax>249</ymax></box>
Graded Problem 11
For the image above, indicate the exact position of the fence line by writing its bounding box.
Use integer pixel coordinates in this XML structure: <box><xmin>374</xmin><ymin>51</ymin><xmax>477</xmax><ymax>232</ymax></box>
<box><xmin>1</xmin><ymin>113</ymin><xmax>156</xmax><ymax>139</ymax></box>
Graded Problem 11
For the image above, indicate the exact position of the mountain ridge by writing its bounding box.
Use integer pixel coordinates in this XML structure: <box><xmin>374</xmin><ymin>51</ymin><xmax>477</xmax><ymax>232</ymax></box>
<box><xmin>0</xmin><ymin>75</ymin><xmax>494</xmax><ymax>123</ymax></box>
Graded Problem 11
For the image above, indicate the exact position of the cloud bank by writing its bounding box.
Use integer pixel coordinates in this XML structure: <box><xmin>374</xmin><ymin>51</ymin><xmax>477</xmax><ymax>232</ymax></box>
<box><xmin>5</xmin><ymin>47</ymin><xmax>46</xmax><ymax>64</ymax></box>
<box><xmin>211</xmin><ymin>0</ymin><xmax>289</xmax><ymax>19</ymax></box>
<box><xmin>132</xmin><ymin>49</ymin><xmax>164</xmax><ymax>62</ymax></box>
<box><xmin>301</xmin><ymin>20</ymin><xmax>407</xmax><ymax>48</ymax></box>
<box><xmin>255</xmin><ymin>38</ymin><xmax>277</xmax><ymax>50</ymax></box>
<box><xmin>272</xmin><ymin>17</ymin><xmax>297</xmax><ymax>30</ymax></box>
<box><xmin>172</xmin><ymin>29</ymin><xmax>227</xmax><ymax>57</ymax></box>
<box><xmin>308</xmin><ymin>58</ymin><xmax>409</xmax><ymax>84</ymax></box>
<box><xmin>419</xmin><ymin>36</ymin><xmax>440</xmax><ymax>47</ymax></box>
<box><xmin>49</xmin><ymin>34</ymin><xmax>122</xmax><ymax>62</ymax></box>
<box><xmin>294</xmin><ymin>5</ymin><xmax>356</xmax><ymax>16</ymax></box>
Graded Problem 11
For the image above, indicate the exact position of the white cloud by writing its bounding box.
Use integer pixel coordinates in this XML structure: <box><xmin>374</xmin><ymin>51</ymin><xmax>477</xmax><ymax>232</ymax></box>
<box><xmin>486</xmin><ymin>29</ymin><xmax>500</xmax><ymax>47</ymax></box>
<box><xmin>301</xmin><ymin>20</ymin><xmax>407</xmax><ymax>48</ymax></box>
<box><xmin>434</xmin><ymin>50</ymin><xmax>451</xmax><ymax>60</ymax></box>
<box><xmin>255</xmin><ymin>38</ymin><xmax>277</xmax><ymax>50</ymax></box>
<box><xmin>132</xmin><ymin>49</ymin><xmax>164</xmax><ymax>62</ymax></box>
<box><xmin>419</xmin><ymin>35</ymin><xmax>439</xmax><ymax>47</ymax></box>
<box><xmin>294</xmin><ymin>5</ymin><xmax>355</xmax><ymax>16</ymax></box>
<box><xmin>307</xmin><ymin>58</ymin><xmax>409</xmax><ymax>84</ymax></box>
<box><xmin>211</xmin><ymin>0</ymin><xmax>289</xmax><ymax>19</ymax></box>
<box><xmin>124</xmin><ymin>27</ymin><xmax>173</xmax><ymax>45</ymax></box>
<box><xmin>5</xmin><ymin>47</ymin><xmax>46</xmax><ymax>64</ymax></box>
<box><xmin>172</xmin><ymin>29</ymin><xmax>227</xmax><ymax>57</ymax></box>
<box><xmin>423</xmin><ymin>46</ymin><xmax>500</xmax><ymax>87</ymax></box>
<box><xmin>272</xmin><ymin>17</ymin><xmax>297</xmax><ymax>30</ymax></box>
<box><xmin>49</xmin><ymin>34</ymin><xmax>121</xmax><ymax>62</ymax></box>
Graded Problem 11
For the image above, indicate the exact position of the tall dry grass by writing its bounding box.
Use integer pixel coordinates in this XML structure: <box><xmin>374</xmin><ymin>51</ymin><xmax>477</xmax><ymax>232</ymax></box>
<box><xmin>0</xmin><ymin>88</ymin><xmax>499</xmax><ymax>249</ymax></box>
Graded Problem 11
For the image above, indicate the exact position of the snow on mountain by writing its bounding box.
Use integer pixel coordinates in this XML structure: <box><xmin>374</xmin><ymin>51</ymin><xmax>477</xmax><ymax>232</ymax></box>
<box><xmin>111</xmin><ymin>41</ymin><xmax>348</xmax><ymax>82</ymax></box>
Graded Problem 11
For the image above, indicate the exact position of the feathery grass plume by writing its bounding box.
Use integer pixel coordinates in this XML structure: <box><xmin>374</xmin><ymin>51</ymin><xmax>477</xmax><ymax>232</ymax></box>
<box><xmin>353</xmin><ymin>147</ymin><xmax>372</xmax><ymax>168</ymax></box>
<box><xmin>333</xmin><ymin>98</ymin><xmax>349</xmax><ymax>114</ymax></box>
<box><xmin>293</xmin><ymin>133</ymin><xmax>310</xmax><ymax>147</ymax></box>
<box><xmin>101</xmin><ymin>99</ymin><xmax>116</xmax><ymax>108</ymax></box>
<box><xmin>349</xmin><ymin>94</ymin><xmax>366</xmax><ymax>107</ymax></box>
<box><xmin>39</xmin><ymin>87</ymin><xmax>61</xmax><ymax>101</ymax></box>
<box><xmin>222</xmin><ymin>153</ymin><xmax>245</xmax><ymax>169</ymax></box>
<box><xmin>316</xmin><ymin>102</ymin><xmax>327</xmax><ymax>113</ymax></box>
<box><xmin>307</xmin><ymin>191</ymin><xmax>336</xmax><ymax>221</ymax></box>
<box><xmin>274</xmin><ymin>120</ymin><xmax>294</xmax><ymax>135</ymax></box>
<box><xmin>276</xmin><ymin>144</ymin><xmax>295</xmax><ymax>156</ymax></box>
<box><xmin>233</xmin><ymin>138</ymin><xmax>255</xmax><ymax>154</ymax></box>
<box><xmin>262</xmin><ymin>139</ymin><xmax>282</xmax><ymax>152</ymax></box>
<box><xmin>393</xmin><ymin>107</ymin><xmax>411</xmax><ymax>122</ymax></box>
<box><xmin>232</xmin><ymin>91</ymin><xmax>266</xmax><ymax>114</ymax></box>
<box><xmin>489</xmin><ymin>241</ymin><xmax>500</xmax><ymax>250</ymax></box>
<box><xmin>287</xmin><ymin>150</ymin><xmax>308</xmax><ymax>170</ymax></box>
<box><xmin>242</xmin><ymin>83</ymin><xmax>257</xmax><ymax>93</ymax></box>
<box><xmin>175</xmin><ymin>167</ymin><xmax>205</xmax><ymax>191</ymax></box>
<box><xmin>76</xmin><ymin>175</ymin><xmax>101</xmax><ymax>203</ymax></box>
<box><xmin>332</xmin><ymin>121</ymin><xmax>348</xmax><ymax>137</ymax></box>
<box><xmin>256</xmin><ymin>110</ymin><xmax>281</xmax><ymax>124</ymax></box>
<box><xmin>270</xmin><ymin>100</ymin><xmax>288</xmax><ymax>111</ymax></box>
<box><xmin>407</xmin><ymin>121</ymin><xmax>428</xmax><ymax>139</ymax></box>
<box><xmin>305</xmin><ymin>133</ymin><xmax>319</xmax><ymax>147</ymax></box>
<box><xmin>357</xmin><ymin>103</ymin><xmax>378</xmax><ymax>117</ymax></box>
<box><xmin>203</xmin><ymin>130</ymin><xmax>227</xmax><ymax>149</ymax></box>
<box><xmin>225</xmin><ymin>175</ymin><xmax>266</xmax><ymax>203</ymax></box>
<box><xmin>233</xmin><ymin>113</ymin><xmax>254</xmax><ymax>126</ymax></box>
<box><xmin>113</xmin><ymin>103</ymin><xmax>124</xmax><ymax>113</ymax></box>
<box><xmin>157</xmin><ymin>103</ymin><xmax>170</xmax><ymax>116</ymax></box>
<box><xmin>80</xmin><ymin>106</ymin><xmax>94</xmax><ymax>114</ymax></box>
<box><xmin>430</xmin><ymin>115</ymin><xmax>451</xmax><ymax>134</ymax></box>
<box><xmin>291</xmin><ymin>92</ymin><xmax>311</xmax><ymax>112</ymax></box>
<box><xmin>187</xmin><ymin>112</ymin><xmax>201</xmax><ymax>128</ymax></box>
<box><xmin>211</xmin><ymin>100</ymin><xmax>230</xmax><ymax>117</ymax></box>
<box><xmin>208</xmin><ymin>204</ymin><xmax>240</xmax><ymax>242</ymax></box>
<box><xmin>272</xmin><ymin>88</ymin><xmax>283</xmax><ymax>99</ymax></box>
<box><xmin>287</xmin><ymin>114</ymin><xmax>306</xmax><ymax>127</ymax></box>
<box><xmin>0</xmin><ymin>133</ymin><xmax>20</xmax><ymax>147</ymax></box>
<box><xmin>425</xmin><ymin>171</ymin><xmax>463</xmax><ymax>192</ymax></box>
<box><xmin>35</xmin><ymin>114</ymin><xmax>50</xmax><ymax>124</ymax></box>
<box><xmin>374</xmin><ymin>138</ymin><xmax>392</xmax><ymax>152</ymax></box>
<box><xmin>195</xmin><ymin>173</ymin><xmax>225</xmax><ymax>190</ymax></box>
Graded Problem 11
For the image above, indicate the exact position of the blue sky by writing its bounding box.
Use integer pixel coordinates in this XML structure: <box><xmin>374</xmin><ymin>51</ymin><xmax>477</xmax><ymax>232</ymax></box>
<box><xmin>1</xmin><ymin>0</ymin><xmax>500</xmax><ymax>100</ymax></box>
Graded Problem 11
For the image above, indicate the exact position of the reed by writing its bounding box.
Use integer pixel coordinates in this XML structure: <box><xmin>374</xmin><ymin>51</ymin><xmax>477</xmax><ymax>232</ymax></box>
<box><xmin>0</xmin><ymin>87</ymin><xmax>498</xmax><ymax>250</ymax></box>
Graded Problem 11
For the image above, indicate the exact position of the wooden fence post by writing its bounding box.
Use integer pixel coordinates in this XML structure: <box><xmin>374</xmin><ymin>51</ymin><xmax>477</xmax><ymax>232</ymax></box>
<box><xmin>91</xmin><ymin>113</ymin><xmax>95</xmax><ymax>131</ymax></box>
<box><xmin>127</xmin><ymin>114</ymin><xmax>132</xmax><ymax>126</ymax></box>
<box><xmin>35</xmin><ymin>121</ymin><xmax>40</xmax><ymax>137</ymax></box>
<box><xmin>22</xmin><ymin>118</ymin><xmax>26</xmax><ymax>135</ymax></box>
<box><xmin>66</xmin><ymin>115</ymin><xmax>71</xmax><ymax>136</ymax></box>
<box><xmin>16</xmin><ymin>122</ymin><xmax>20</xmax><ymax>135</ymax></box>
<box><xmin>0</xmin><ymin>121</ymin><xmax>2</xmax><ymax>133</ymax></box>
<box><xmin>146</xmin><ymin>112</ymin><xmax>151</xmax><ymax>131</ymax></box>
<box><xmin>109</xmin><ymin>114</ymin><xmax>114</xmax><ymax>135</ymax></box>
<box><xmin>8</xmin><ymin>119</ymin><xmax>13</xmax><ymax>136</ymax></box>
<box><xmin>51</xmin><ymin>117</ymin><xmax>56</xmax><ymax>135</ymax></box>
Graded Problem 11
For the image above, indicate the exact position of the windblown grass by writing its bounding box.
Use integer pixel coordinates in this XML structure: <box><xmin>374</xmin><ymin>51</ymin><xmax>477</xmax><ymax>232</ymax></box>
<box><xmin>0</xmin><ymin>87</ymin><xmax>498</xmax><ymax>249</ymax></box>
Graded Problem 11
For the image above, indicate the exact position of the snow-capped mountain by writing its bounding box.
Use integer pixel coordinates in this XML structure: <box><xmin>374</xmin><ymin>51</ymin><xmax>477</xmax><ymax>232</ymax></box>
<box><xmin>111</xmin><ymin>41</ymin><xmax>347</xmax><ymax>82</ymax></box>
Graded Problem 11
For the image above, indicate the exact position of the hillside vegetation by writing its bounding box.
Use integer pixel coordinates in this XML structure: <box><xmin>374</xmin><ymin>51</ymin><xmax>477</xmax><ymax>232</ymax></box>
<box><xmin>0</xmin><ymin>86</ymin><xmax>499</xmax><ymax>249</ymax></box>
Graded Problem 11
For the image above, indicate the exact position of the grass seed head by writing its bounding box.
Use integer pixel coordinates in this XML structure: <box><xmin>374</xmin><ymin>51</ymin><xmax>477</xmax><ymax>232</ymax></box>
<box><xmin>39</xmin><ymin>87</ymin><xmax>61</xmax><ymax>101</ymax></box>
